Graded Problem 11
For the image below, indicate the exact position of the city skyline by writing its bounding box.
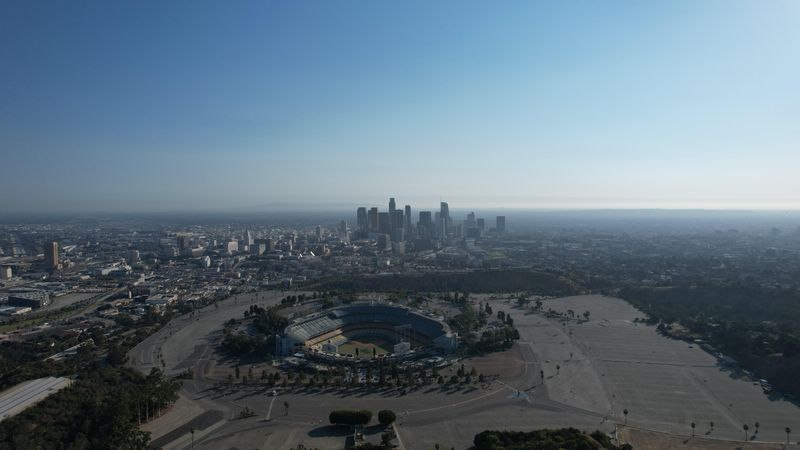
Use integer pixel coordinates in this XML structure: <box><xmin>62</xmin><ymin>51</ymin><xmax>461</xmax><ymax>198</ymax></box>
<box><xmin>2</xmin><ymin>1</ymin><xmax>799</xmax><ymax>213</ymax></box>
<box><xmin>3</xmin><ymin>2</ymin><xmax>800</xmax><ymax>448</ymax></box>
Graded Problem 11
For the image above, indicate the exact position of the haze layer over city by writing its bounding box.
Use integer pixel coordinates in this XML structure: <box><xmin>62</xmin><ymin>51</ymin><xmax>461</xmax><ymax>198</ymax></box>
<box><xmin>1</xmin><ymin>1</ymin><xmax>799</xmax><ymax>450</ymax></box>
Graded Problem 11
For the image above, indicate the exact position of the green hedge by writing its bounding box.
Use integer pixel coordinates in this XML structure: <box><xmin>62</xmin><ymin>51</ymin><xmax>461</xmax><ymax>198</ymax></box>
<box><xmin>329</xmin><ymin>409</ymin><xmax>373</xmax><ymax>426</ymax></box>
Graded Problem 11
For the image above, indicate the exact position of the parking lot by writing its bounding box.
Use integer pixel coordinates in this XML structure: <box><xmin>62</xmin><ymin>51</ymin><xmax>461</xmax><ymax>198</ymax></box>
<box><xmin>131</xmin><ymin>294</ymin><xmax>800</xmax><ymax>449</ymax></box>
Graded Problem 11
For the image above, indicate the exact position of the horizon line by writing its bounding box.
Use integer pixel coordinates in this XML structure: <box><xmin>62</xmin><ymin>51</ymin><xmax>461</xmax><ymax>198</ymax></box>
<box><xmin>4</xmin><ymin>206</ymin><xmax>800</xmax><ymax>217</ymax></box>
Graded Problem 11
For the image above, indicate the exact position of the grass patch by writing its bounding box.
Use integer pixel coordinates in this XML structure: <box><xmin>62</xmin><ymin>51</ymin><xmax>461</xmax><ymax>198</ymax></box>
<box><xmin>336</xmin><ymin>338</ymin><xmax>393</xmax><ymax>358</ymax></box>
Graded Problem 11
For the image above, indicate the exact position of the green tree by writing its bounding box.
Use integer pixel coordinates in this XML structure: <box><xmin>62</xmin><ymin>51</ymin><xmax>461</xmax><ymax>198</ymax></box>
<box><xmin>378</xmin><ymin>410</ymin><xmax>396</xmax><ymax>427</ymax></box>
<box><xmin>106</xmin><ymin>344</ymin><xmax>129</xmax><ymax>367</ymax></box>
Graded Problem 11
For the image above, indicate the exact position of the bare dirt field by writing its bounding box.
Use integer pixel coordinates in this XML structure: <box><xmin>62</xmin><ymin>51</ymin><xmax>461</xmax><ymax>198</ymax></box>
<box><xmin>619</xmin><ymin>426</ymin><xmax>794</xmax><ymax>449</ymax></box>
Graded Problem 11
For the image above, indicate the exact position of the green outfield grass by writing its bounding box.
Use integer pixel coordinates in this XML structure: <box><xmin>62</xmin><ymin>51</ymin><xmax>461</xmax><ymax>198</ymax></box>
<box><xmin>336</xmin><ymin>337</ymin><xmax>393</xmax><ymax>358</ymax></box>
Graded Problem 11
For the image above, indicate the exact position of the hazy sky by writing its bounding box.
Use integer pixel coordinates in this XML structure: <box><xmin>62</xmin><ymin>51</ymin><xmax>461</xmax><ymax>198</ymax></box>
<box><xmin>1</xmin><ymin>1</ymin><xmax>799</xmax><ymax>213</ymax></box>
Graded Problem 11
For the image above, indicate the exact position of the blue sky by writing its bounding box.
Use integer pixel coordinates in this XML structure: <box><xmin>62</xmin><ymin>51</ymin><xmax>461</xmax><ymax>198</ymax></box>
<box><xmin>1</xmin><ymin>1</ymin><xmax>798</xmax><ymax>212</ymax></box>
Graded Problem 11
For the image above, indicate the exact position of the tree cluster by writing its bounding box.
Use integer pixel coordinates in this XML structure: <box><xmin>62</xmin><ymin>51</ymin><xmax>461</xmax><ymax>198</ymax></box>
<box><xmin>474</xmin><ymin>428</ymin><xmax>633</xmax><ymax>450</ymax></box>
<box><xmin>0</xmin><ymin>366</ymin><xmax>179</xmax><ymax>449</ymax></box>
<box><xmin>449</xmin><ymin>304</ymin><xmax>485</xmax><ymax>334</ymax></box>
<box><xmin>313</xmin><ymin>270</ymin><xmax>578</xmax><ymax>295</ymax></box>
<box><xmin>619</xmin><ymin>285</ymin><xmax>800</xmax><ymax>398</ymax></box>
<box><xmin>222</xmin><ymin>304</ymin><xmax>288</xmax><ymax>356</ymax></box>
<box><xmin>328</xmin><ymin>409</ymin><xmax>373</xmax><ymax>426</ymax></box>
<box><xmin>472</xmin><ymin>326</ymin><xmax>520</xmax><ymax>354</ymax></box>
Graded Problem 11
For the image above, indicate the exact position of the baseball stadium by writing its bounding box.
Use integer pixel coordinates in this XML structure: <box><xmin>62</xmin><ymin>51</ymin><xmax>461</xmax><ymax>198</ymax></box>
<box><xmin>278</xmin><ymin>302</ymin><xmax>458</xmax><ymax>362</ymax></box>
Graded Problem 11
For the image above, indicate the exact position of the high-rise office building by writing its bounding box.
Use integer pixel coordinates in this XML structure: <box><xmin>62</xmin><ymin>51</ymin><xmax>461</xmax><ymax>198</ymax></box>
<box><xmin>418</xmin><ymin>211</ymin><xmax>433</xmax><ymax>239</ymax></box>
<box><xmin>440</xmin><ymin>202</ymin><xmax>451</xmax><ymax>237</ymax></box>
<box><xmin>177</xmin><ymin>235</ymin><xmax>190</xmax><ymax>251</ymax></box>
<box><xmin>245</xmin><ymin>230</ymin><xmax>254</xmax><ymax>246</ymax></box>
<box><xmin>496</xmin><ymin>216</ymin><xmax>506</xmax><ymax>233</ymax></box>
<box><xmin>477</xmin><ymin>218</ymin><xmax>485</xmax><ymax>231</ymax></box>
<box><xmin>391</xmin><ymin>210</ymin><xmax>404</xmax><ymax>242</ymax></box>
<box><xmin>45</xmin><ymin>241</ymin><xmax>59</xmax><ymax>269</ymax></box>
<box><xmin>127</xmin><ymin>250</ymin><xmax>140</xmax><ymax>265</ymax></box>
<box><xmin>388</xmin><ymin>199</ymin><xmax>398</xmax><ymax>238</ymax></box>
<box><xmin>225</xmin><ymin>240</ymin><xmax>239</xmax><ymax>254</ymax></box>
<box><xmin>251</xmin><ymin>243</ymin><xmax>267</xmax><ymax>255</ymax></box>
<box><xmin>404</xmin><ymin>205</ymin><xmax>412</xmax><ymax>231</ymax></box>
<box><xmin>368</xmin><ymin>207</ymin><xmax>379</xmax><ymax>232</ymax></box>
<box><xmin>378</xmin><ymin>212</ymin><xmax>391</xmax><ymax>235</ymax></box>
<box><xmin>356</xmin><ymin>207</ymin><xmax>368</xmax><ymax>233</ymax></box>
<box><xmin>465</xmin><ymin>212</ymin><xmax>479</xmax><ymax>239</ymax></box>
<box><xmin>440</xmin><ymin>202</ymin><xmax>450</xmax><ymax>222</ymax></box>
<box><xmin>377</xmin><ymin>234</ymin><xmax>392</xmax><ymax>251</ymax></box>
<box><xmin>255</xmin><ymin>237</ymin><xmax>274</xmax><ymax>251</ymax></box>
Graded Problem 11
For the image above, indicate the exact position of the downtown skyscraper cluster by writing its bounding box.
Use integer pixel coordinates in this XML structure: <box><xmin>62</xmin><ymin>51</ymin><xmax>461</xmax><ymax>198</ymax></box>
<box><xmin>354</xmin><ymin>198</ymin><xmax>504</xmax><ymax>252</ymax></box>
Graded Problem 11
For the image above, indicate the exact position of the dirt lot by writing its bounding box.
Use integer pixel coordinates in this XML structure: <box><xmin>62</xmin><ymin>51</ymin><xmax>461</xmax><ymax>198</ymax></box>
<box><xmin>619</xmin><ymin>426</ymin><xmax>795</xmax><ymax>449</ymax></box>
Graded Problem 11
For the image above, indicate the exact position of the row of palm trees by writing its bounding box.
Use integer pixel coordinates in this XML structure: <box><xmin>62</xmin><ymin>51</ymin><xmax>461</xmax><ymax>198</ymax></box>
<box><xmin>624</xmin><ymin>409</ymin><xmax>793</xmax><ymax>444</ymax></box>
<box><xmin>741</xmin><ymin>423</ymin><xmax>792</xmax><ymax>444</ymax></box>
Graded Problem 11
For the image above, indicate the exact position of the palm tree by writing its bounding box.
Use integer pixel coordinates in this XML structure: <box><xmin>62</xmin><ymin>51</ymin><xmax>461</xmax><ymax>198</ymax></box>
<box><xmin>743</xmin><ymin>424</ymin><xmax>750</xmax><ymax>441</ymax></box>
<box><xmin>623</xmin><ymin>409</ymin><xmax>629</xmax><ymax>425</ymax></box>
<box><xmin>786</xmin><ymin>427</ymin><xmax>791</xmax><ymax>445</ymax></box>
<box><xmin>691</xmin><ymin>422</ymin><xmax>696</xmax><ymax>437</ymax></box>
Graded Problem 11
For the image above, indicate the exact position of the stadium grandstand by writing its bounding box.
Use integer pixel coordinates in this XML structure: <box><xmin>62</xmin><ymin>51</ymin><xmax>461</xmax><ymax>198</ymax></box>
<box><xmin>278</xmin><ymin>302</ymin><xmax>458</xmax><ymax>361</ymax></box>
